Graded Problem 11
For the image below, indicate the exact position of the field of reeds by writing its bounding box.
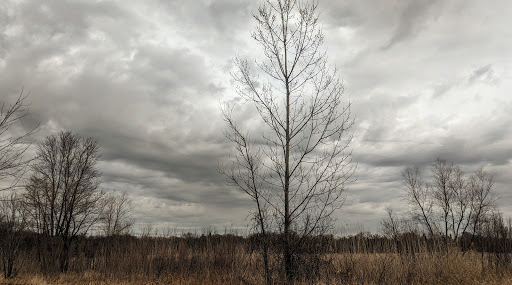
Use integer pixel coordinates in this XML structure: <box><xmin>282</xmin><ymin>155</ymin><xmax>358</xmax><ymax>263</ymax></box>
<box><xmin>1</xmin><ymin>231</ymin><xmax>512</xmax><ymax>285</ymax></box>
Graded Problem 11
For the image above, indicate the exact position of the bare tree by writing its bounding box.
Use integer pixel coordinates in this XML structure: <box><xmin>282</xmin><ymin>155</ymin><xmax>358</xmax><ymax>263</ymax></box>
<box><xmin>403</xmin><ymin>160</ymin><xmax>496</xmax><ymax>250</ymax></box>
<box><xmin>0</xmin><ymin>91</ymin><xmax>37</xmax><ymax>191</ymax></box>
<box><xmin>100</xmin><ymin>192</ymin><xmax>134</xmax><ymax>236</ymax></box>
<box><xmin>381</xmin><ymin>207</ymin><xmax>401</xmax><ymax>240</ymax></box>
<box><xmin>221</xmin><ymin>115</ymin><xmax>272</xmax><ymax>284</ymax></box>
<box><xmin>431</xmin><ymin>159</ymin><xmax>454</xmax><ymax>245</ymax></box>
<box><xmin>23</xmin><ymin>131</ymin><xmax>103</xmax><ymax>272</ymax></box>
<box><xmin>224</xmin><ymin>0</ymin><xmax>355</xmax><ymax>282</ymax></box>
<box><xmin>447</xmin><ymin>164</ymin><xmax>472</xmax><ymax>241</ymax></box>
<box><xmin>0</xmin><ymin>91</ymin><xmax>35</xmax><ymax>277</ymax></box>
<box><xmin>0</xmin><ymin>192</ymin><xmax>27</xmax><ymax>279</ymax></box>
<box><xmin>465</xmin><ymin>167</ymin><xmax>497</xmax><ymax>251</ymax></box>
<box><xmin>402</xmin><ymin>166</ymin><xmax>436</xmax><ymax>237</ymax></box>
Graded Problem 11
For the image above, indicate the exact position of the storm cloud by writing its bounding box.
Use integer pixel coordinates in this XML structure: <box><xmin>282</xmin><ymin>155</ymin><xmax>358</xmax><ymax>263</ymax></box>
<box><xmin>1</xmin><ymin>0</ymin><xmax>511</xmax><ymax>234</ymax></box>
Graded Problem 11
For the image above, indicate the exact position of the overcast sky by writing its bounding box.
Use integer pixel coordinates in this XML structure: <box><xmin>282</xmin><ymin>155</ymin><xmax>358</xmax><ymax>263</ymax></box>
<box><xmin>1</xmin><ymin>0</ymin><xmax>511</xmax><ymax>235</ymax></box>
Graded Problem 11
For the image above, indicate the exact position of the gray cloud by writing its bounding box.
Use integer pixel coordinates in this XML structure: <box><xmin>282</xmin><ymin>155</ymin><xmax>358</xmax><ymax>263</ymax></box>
<box><xmin>383</xmin><ymin>0</ymin><xmax>441</xmax><ymax>50</ymax></box>
<box><xmin>1</xmin><ymin>0</ymin><xmax>511</xmax><ymax>234</ymax></box>
<box><xmin>468</xmin><ymin>64</ymin><xmax>498</xmax><ymax>85</ymax></box>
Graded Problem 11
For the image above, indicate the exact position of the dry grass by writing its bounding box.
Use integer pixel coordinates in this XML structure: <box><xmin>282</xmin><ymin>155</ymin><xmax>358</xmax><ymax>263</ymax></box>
<box><xmin>326</xmin><ymin>251</ymin><xmax>512</xmax><ymax>285</ymax></box>
<box><xmin>2</xmin><ymin>250</ymin><xmax>512</xmax><ymax>285</ymax></box>
<box><xmin>2</xmin><ymin>234</ymin><xmax>512</xmax><ymax>284</ymax></box>
<box><xmin>0</xmin><ymin>272</ymin><xmax>249</xmax><ymax>285</ymax></box>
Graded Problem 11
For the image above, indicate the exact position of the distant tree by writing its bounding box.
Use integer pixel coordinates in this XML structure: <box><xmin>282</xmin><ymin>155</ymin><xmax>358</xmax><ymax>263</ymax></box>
<box><xmin>0</xmin><ymin>192</ymin><xmax>27</xmax><ymax>279</ymax></box>
<box><xmin>480</xmin><ymin>211</ymin><xmax>512</xmax><ymax>268</ymax></box>
<box><xmin>381</xmin><ymin>207</ymin><xmax>402</xmax><ymax>240</ymax></box>
<box><xmin>446</xmin><ymin>164</ymin><xmax>471</xmax><ymax>241</ymax></box>
<box><xmin>24</xmin><ymin>131</ymin><xmax>103</xmax><ymax>272</ymax></box>
<box><xmin>402</xmin><ymin>159</ymin><xmax>496</xmax><ymax>249</ymax></box>
<box><xmin>402</xmin><ymin>166</ymin><xmax>436</xmax><ymax>237</ymax></box>
<box><xmin>0</xmin><ymin>91</ymin><xmax>37</xmax><ymax>191</ymax></box>
<box><xmin>465</xmin><ymin>167</ymin><xmax>497</xmax><ymax>251</ymax></box>
<box><xmin>223</xmin><ymin>0</ymin><xmax>355</xmax><ymax>282</ymax></box>
<box><xmin>429</xmin><ymin>159</ymin><xmax>456</xmax><ymax>246</ymax></box>
<box><xmin>100</xmin><ymin>192</ymin><xmax>134</xmax><ymax>236</ymax></box>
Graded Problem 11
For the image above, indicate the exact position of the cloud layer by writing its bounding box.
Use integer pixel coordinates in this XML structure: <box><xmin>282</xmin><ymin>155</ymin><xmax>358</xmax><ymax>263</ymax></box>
<box><xmin>1</xmin><ymin>0</ymin><xmax>511</xmax><ymax>234</ymax></box>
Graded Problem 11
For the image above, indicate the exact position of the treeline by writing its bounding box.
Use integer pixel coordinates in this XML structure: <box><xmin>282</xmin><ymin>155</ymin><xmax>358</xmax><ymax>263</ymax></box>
<box><xmin>252</xmin><ymin>222</ymin><xmax>512</xmax><ymax>259</ymax></box>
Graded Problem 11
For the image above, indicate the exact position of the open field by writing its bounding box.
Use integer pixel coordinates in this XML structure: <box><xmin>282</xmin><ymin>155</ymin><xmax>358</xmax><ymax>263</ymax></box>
<box><xmin>2</xmin><ymin>233</ymin><xmax>512</xmax><ymax>284</ymax></box>
<box><xmin>2</xmin><ymin>253</ymin><xmax>512</xmax><ymax>285</ymax></box>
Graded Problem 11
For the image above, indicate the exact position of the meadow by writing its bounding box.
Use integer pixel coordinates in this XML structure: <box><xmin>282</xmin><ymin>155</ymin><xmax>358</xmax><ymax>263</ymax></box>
<box><xmin>1</xmin><ymin>231</ymin><xmax>512</xmax><ymax>285</ymax></box>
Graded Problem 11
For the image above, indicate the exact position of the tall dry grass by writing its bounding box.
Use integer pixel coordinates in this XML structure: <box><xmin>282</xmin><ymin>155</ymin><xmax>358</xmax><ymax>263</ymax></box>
<box><xmin>1</xmin><ymin>232</ymin><xmax>512</xmax><ymax>284</ymax></box>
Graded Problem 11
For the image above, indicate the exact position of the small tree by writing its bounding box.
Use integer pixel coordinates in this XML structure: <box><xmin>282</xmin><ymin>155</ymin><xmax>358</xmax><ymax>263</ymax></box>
<box><xmin>381</xmin><ymin>207</ymin><xmax>402</xmax><ymax>240</ymax></box>
<box><xmin>224</xmin><ymin>0</ymin><xmax>355</xmax><ymax>282</ymax></box>
<box><xmin>402</xmin><ymin>166</ymin><xmax>436</xmax><ymax>237</ymax></box>
<box><xmin>402</xmin><ymin>159</ymin><xmax>496</xmax><ymax>250</ymax></box>
<box><xmin>221</xmin><ymin>120</ymin><xmax>272</xmax><ymax>284</ymax></box>
<box><xmin>100</xmin><ymin>192</ymin><xmax>134</xmax><ymax>236</ymax></box>
<box><xmin>24</xmin><ymin>131</ymin><xmax>103</xmax><ymax>272</ymax></box>
<box><xmin>431</xmin><ymin>159</ymin><xmax>454</xmax><ymax>246</ymax></box>
<box><xmin>465</xmin><ymin>167</ymin><xmax>497</xmax><ymax>252</ymax></box>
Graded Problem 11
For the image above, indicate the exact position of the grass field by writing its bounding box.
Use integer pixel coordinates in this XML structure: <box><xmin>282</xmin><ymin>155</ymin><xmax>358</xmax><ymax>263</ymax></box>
<box><xmin>2</xmin><ymin>241</ymin><xmax>512</xmax><ymax>285</ymax></box>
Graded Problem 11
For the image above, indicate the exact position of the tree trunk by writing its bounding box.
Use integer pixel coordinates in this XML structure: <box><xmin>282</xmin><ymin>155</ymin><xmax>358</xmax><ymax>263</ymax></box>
<box><xmin>284</xmin><ymin>67</ymin><xmax>293</xmax><ymax>285</ymax></box>
<box><xmin>59</xmin><ymin>237</ymin><xmax>70</xmax><ymax>272</ymax></box>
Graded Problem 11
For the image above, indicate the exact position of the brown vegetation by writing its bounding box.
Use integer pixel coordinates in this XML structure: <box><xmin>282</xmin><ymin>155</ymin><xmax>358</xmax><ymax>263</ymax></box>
<box><xmin>1</xmin><ymin>228</ymin><xmax>512</xmax><ymax>284</ymax></box>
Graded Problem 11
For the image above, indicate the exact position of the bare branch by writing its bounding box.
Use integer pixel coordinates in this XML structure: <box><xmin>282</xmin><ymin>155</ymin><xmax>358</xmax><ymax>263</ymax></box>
<box><xmin>0</xmin><ymin>90</ymin><xmax>38</xmax><ymax>191</ymax></box>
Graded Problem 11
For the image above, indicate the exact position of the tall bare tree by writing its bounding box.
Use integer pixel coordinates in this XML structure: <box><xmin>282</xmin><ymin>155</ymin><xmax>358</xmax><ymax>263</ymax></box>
<box><xmin>224</xmin><ymin>0</ymin><xmax>355</xmax><ymax>282</ymax></box>
<box><xmin>0</xmin><ymin>91</ymin><xmax>37</xmax><ymax>191</ymax></box>
<box><xmin>24</xmin><ymin>131</ymin><xmax>103</xmax><ymax>272</ymax></box>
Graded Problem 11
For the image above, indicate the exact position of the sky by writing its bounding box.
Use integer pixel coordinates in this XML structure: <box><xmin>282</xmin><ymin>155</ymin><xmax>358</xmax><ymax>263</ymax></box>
<box><xmin>1</xmin><ymin>0</ymin><xmax>511</xmax><ymax>235</ymax></box>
